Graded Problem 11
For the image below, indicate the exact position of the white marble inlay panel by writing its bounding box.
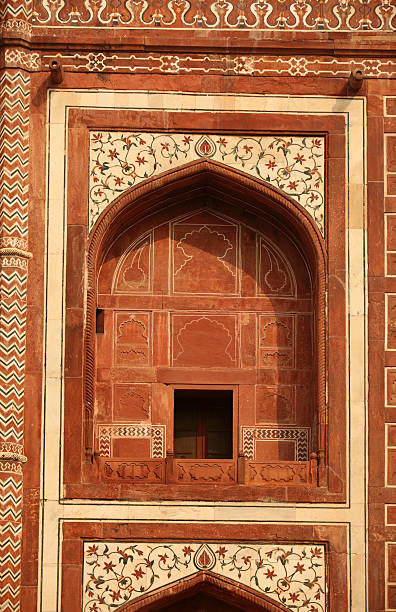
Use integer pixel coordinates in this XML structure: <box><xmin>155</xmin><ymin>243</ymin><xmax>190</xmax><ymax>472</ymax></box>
<box><xmin>89</xmin><ymin>132</ymin><xmax>325</xmax><ymax>234</ymax></box>
<box><xmin>82</xmin><ymin>540</ymin><xmax>326</xmax><ymax>611</ymax></box>
<box><xmin>241</xmin><ymin>426</ymin><xmax>310</xmax><ymax>461</ymax></box>
<box><xmin>97</xmin><ymin>424</ymin><xmax>165</xmax><ymax>458</ymax></box>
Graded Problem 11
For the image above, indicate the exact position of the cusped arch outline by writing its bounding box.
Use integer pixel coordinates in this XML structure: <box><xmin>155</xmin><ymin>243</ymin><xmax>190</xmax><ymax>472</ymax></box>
<box><xmin>117</xmin><ymin>571</ymin><xmax>291</xmax><ymax>611</ymax></box>
<box><xmin>85</xmin><ymin>159</ymin><xmax>327</xmax><ymax>476</ymax></box>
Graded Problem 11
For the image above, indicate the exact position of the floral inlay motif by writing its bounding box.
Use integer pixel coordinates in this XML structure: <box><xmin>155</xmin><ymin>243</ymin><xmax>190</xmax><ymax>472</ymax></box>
<box><xmin>89</xmin><ymin>133</ymin><xmax>325</xmax><ymax>234</ymax></box>
<box><xmin>82</xmin><ymin>541</ymin><xmax>326</xmax><ymax>611</ymax></box>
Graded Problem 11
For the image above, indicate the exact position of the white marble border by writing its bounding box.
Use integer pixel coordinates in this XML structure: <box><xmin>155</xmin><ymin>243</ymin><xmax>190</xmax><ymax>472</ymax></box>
<box><xmin>39</xmin><ymin>91</ymin><xmax>366</xmax><ymax>611</ymax></box>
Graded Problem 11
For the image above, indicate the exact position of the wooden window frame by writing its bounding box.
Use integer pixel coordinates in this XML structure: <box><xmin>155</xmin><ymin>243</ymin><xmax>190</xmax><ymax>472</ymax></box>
<box><xmin>171</xmin><ymin>384</ymin><xmax>239</xmax><ymax>460</ymax></box>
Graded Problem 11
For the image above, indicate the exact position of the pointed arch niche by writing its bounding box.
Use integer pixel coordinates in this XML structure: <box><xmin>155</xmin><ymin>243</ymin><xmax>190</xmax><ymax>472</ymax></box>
<box><xmin>64</xmin><ymin>160</ymin><xmax>346</xmax><ymax>503</ymax></box>
<box><xmin>118</xmin><ymin>572</ymin><xmax>291</xmax><ymax>612</ymax></box>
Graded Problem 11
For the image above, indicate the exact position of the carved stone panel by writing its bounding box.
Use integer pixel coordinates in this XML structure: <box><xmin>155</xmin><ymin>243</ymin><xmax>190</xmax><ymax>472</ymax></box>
<box><xmin>113</xmin><ymin>384</ymin><xmax>151</xmax><ymax>422</ymax></box>
<box><xmin>257</xmin><ymin>236</ymin><xmax>296</xmax><ymax>297</ymax></box>
<box><xmin>113</xmin><ymin>233</ymin><xmax>153</xmax><ymax>293</ymax></box>
<box><xmin>387</xmin><ymin>216</ymin><xmax>396</xmax><ymax>253</ymax></box>
<box><xmin>242</xmin><ymin>426</ymin><xmax>310</xmax><ymax>461</ymax></box>
<box><xmin>114</xmin><ymin>311</ymin><xmax>151</xmax><ymax>366</ymax></box>
<box><xmin>89</xmin><ymin>133</ymin><xmax>325</xmax><ymax>234</ymax></box>
<box><xmin>172</xmin><ymin>211</ymin><xmax>239</xmax><ymax>295</ymax></box>
<box><xmin>387</xmin><ymin>369</ymin><xmax>396</xmax><ymax>407</ymax></box>
<box><xmin>388</xmin><ymin>426</ymin><xmax>396</xmax><ymax>487</ymax></box>
<box><xmin>247</xmin><ymin>461</ymin><xmax>309</xmax><ymax>485</ymax></box>
<box><xmin>388</xmin><ymin>296</ymin><xmax>396</xmax><ymax>350</ymax></box>
<box><xmin>175</xmin><ymin>460</ymin><xmax>236</xmax><ymax>483</ymax></box>
<box><xmin>255</xmin><ymin>384</ymin><xmax>296</xmax><ymax>424</ymax></box>
<box><xmin>97</xmin><ymin>424</ymin><xmax>165</xmax><ymax>458</ymax></box>
<box><xmin>259</xmin><ymin>314</ymin><xmax>295</xmax><ymax>369</ymax></box>
<box><xmin>387</xmin><ymin>136</ymin><xmax>396</xmax><ymax>173</ymax></box>
<box><xmin>101</xmin><ymin>459</ymin><xmax>165</xmax><ymax>483</ymax></box>
<box><xmin>82</xmin><ymin>541</ymin><xmax>327</xmax><ymax>611</ymax></box>
<box><xmin>171</xmin><ymin>313</ymin><xmax>238</xmax><ymax>367</ymax></box>
<box><xmin>388</xmin><ymin>176</ymin><xmax>396</xmax><ymax>196</ymax></box>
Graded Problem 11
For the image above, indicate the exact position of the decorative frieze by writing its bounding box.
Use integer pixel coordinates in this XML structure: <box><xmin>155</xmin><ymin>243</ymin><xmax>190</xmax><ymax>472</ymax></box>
<box><xmin>90</xmin><ymin>132</ymin><xmax>325</xmax><ymax>234</ymax></box>
<box><xmin>83</xmin><ymin>540</ymin><xmax>327</xmax><ymax>611</ymax></box>
<box><xmin>42</xmin><ymin>51</ymin><xmax>396</xmax><ymax>78</ymax></box>
<box><xmin>33</xmin><ymin>0</ymin><xmax>395</xmax><ymax>30</ymax></box>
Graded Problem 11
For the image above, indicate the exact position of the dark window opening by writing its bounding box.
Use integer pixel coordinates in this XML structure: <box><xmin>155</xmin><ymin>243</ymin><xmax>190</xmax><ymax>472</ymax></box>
<box><xmin>96</xmin><ymin>308</ymin><xmax>104</xmax><ymax>333</ymax></box>
<box><xmin>174</xmin><ymin>390</ymin><xmax>233</xmax><ymax>459</ymax></box>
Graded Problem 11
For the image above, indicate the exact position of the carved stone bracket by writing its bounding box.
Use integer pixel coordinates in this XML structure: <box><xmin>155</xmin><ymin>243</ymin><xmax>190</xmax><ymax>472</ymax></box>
<box><xmin>0</xmin><ymin>247</ymin><xmax>32</xmax><ymax>259</ymax></box>
<box><xmin>0</xmin><ymin>451</ymin><xmax>27</xmax><ymax>463</ymax></box>
<box><xmin>0</xmin><ymin>247</ymin><xmax>33</xmax><ymax>269</ymax></box>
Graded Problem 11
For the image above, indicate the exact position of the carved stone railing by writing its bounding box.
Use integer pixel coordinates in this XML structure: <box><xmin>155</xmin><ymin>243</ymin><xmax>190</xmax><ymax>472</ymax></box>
<box><xmin>100</xmin><ymin>458</ymin><xmax>166</xmax><ymax>483</ymax></box>
<box><xmin>247</xmin><ymin>461</ymin><xmax>310</xmax><ymax>486</ymax></box>
<box><xmin>98</xmin><ymin>453</ymin><xmax>318</xmax><ymax>486</ymax></box>
<box><xmin>172</xmin><ymin>459</ymin><xmax>237</xmax><ymax>484</ymax></box>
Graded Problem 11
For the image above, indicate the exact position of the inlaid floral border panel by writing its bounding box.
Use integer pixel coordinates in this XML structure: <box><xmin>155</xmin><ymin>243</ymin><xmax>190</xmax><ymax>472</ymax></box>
<box><xmin>89</xmin><ymin>132</ymin><xmax>325</xmax><ymax>234</ymax></box>
<box><xmin>33</xmin><ymin>0</ymin><xmax>395</xmax><ymax>31</ymax></box>
<box><xmin>82</xmin><ymin>541</ymin><xmax>326</xmax><ymax>611</ymax></box>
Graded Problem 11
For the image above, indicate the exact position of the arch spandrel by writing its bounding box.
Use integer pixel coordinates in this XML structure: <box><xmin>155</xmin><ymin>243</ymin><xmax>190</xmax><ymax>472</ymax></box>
<box><xmin>89</xmin><ymin>134</ymin><xmax>325</xmax><ymax>236</ymax></box>
<box><xmin>82</xmin><ymin>541</ymin><xmax>326</xmax><ymax>612</ymax></box>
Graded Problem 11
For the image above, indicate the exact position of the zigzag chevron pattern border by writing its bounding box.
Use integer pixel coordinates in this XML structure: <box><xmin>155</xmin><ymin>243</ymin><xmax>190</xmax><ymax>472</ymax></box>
<box><xmin>0</xmin><ymin>72</ymin><xmax>30</xmax><ymax>240</ymax></box>
<box><xmin>0</xmin><ymin>0</ymin><xmax>32</xmax><ymax>22</ymax></box>
<box><xmin>0</xmin><ymin>64</ymin><xmax>31</xmax><ymax>612</ymax></box>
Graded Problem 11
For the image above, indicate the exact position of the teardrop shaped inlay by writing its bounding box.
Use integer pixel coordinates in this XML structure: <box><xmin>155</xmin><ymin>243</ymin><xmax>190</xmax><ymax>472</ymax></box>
<box><xmin>193</xmin><ymin>543</ymin><xmax>216</xmax><ymax>570</ymax></box>
<box><xmin>195</xmin><ymin>135</ymin><xmax>216</xmax><ymax>158</ymax></box>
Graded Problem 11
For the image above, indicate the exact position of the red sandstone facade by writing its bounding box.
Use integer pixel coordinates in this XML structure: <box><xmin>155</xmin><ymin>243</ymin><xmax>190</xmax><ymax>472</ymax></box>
<box><xmin>0</xmin><ymin>2</ymin><xmax>394</xmax><ymax>610</ymax></box>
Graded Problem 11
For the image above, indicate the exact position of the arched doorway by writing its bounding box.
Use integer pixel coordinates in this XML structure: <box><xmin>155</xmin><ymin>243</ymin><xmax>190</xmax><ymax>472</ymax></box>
<box><xmin>160</xmin><ymin>593</ymin><xmax>244</xmax><ymax>611</ymax></box>
<box><xmin>118</xmin><ymin>571</ymin><xmax>291</xmax><ymax>612</ymax></box>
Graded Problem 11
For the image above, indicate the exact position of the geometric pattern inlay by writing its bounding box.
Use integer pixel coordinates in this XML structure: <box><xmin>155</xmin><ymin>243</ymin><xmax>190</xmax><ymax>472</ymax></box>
<box><xmin>41</xmin><ymin>52</ymin><xmax>396</xmax><ymax>79</ymax></box>
<box><xmin>97</xmin><ymin>424</ymin><xmax>165</xmax><ymax>458</ymax></box>
<box><xmin>83</xmin><ymin>541</ymin><xmax>326</xmax><ymax>611</ymax></box>
<box><xmin>242</xmin><ymin>426</ymin><xmax>310</xmax><ymax>461</ymax></box>
<box><xmin>0</xmin><ymin>62</ymin><xmax>31</xmax><ymax>612</ymax></box>
<box><xmin>89</xmin><ymin>133</ymin><xmax>325</xmax><ymax>234</ymax></box>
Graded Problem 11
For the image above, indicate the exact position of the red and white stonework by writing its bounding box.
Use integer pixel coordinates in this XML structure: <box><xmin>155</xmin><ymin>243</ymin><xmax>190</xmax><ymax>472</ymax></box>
<box><xmin>0</xmin><ymin>1</ymin><xmax>393</xmax><ymax>611</ymax></box>
<box><xmin>31</xmin><ymin>0</ymin><xmax>395</xmax><ymax>29</ymax></box>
